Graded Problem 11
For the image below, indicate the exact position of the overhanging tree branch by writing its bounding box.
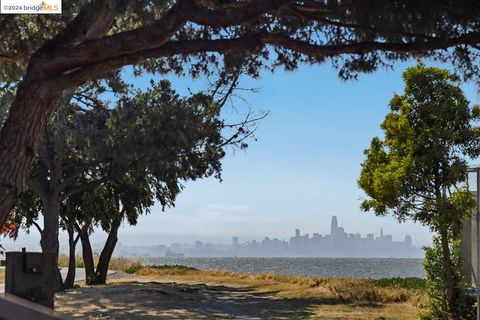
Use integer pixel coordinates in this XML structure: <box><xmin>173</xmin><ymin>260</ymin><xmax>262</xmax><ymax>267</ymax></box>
<box><xmin>55</xmin><ymin>30</ymin><xmax>480</xmax><ymax>89</ymax></box>
<box><xmin>49</xmin><ymin>0</ymin><xmax>117</xmax><ymax>47</ymax></box>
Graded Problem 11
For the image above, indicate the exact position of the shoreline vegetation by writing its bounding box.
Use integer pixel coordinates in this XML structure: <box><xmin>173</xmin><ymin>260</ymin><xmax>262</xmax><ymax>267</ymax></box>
<box><xmin>56</xmin><ymin>256</ymin><xmax>427</xmax><ymax>319</ymax></box>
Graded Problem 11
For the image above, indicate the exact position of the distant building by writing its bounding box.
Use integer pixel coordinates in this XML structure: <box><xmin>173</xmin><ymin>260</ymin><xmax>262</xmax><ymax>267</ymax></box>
<box><xmin>195</xmin><ymin>240</ymin><xmax>204</xmax><ymax>251</ymax></box>
<box><xmin>404</xmin><ymin>235</ymin><xmax>412</xmax><ymax>246</ymax></box>
<box><xmin>331</xmin><ymin>216</ymin><xmax>338</xmax><ymax>236</ymax></box>
<box><xmin>232</xmin><ymin>236</ymin><xmax>239</xmax><ymax>249</ymax></box>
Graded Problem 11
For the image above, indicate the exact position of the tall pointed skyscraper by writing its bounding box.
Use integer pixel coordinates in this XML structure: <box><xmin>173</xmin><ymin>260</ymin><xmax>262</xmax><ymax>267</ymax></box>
<box><xmin>331</xmin><ymin>216</ymin><xmax>338</xmax><ymax>236</ymax></box>
<box><xmin>380</xmin><ymin>227</ymin><xmax>384</xmax><ymax>238</ymax></box>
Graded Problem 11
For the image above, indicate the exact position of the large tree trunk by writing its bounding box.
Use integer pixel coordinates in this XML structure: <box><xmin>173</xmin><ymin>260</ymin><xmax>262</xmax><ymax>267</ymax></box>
<box><xmin>64</xmin><ymin>225</ymin><xmax>79</xmax><ymax>289</ymax></box>
<box><xmin>439</xmin><ymin>229</ymin><xmax>457</xmax><ymax>320</ymax></box>
<box><xmin>79</xmin><ymin>226</ymin><xmax>96</xmax><ymax>285</ymax></box>
<box><xmin>40</xmin><ymin>197</ymin><xmax>64</xmax><ymax>291</ymax></box>
<box><xmin>92</xmin><ymin>220</ymin><xmax>120</xmax><ymax>285</ymax></box>
<box><xmin>0</xmin><ymin>81</ymin><xmax>61</xmax><ymax>226</ymax></box>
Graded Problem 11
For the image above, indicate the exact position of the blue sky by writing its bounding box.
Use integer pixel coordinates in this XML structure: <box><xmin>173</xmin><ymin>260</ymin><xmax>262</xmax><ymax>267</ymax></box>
<box><xmin>7</xmin><ymin>60</ymin><xmax>480</xmax><ymax>251</ymax></box>
<box><xmin>113</xmin><ymin>60</ymin><xmax>479</xmax><ymax>248</ymax></box>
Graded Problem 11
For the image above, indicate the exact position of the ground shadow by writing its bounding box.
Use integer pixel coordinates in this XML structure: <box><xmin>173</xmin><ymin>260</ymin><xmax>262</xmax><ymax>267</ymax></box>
<box><xmin>55</xmin><ymin>281</ymin><xmax>347</xmax><ymax>319</ymax></box>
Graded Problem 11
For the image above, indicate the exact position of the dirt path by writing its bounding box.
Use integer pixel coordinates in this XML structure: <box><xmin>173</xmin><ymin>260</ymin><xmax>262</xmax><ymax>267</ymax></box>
<box><xmin>55</xmin><ymin>271</ymin><xmax>422</xmax><ymax>320</ymax></box>
<box><xmin>55</xmin><ymin>280</ymin><xmax>319</xmax><ymax>319</ymax></box>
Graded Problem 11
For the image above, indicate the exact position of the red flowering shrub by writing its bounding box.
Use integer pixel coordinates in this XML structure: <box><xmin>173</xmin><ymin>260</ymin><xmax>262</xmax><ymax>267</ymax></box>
<box><xmin>1</xmin><ymin>211</ymin><xmax>18</xmax><ymax>239</ymax></box>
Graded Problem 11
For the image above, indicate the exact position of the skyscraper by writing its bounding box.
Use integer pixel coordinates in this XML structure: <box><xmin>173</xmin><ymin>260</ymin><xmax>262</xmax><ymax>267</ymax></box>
<box><xmin>404</xmin><ymin>235</ymin><xmax>412</xmax><ymax>246</ymax></box>
<box><xmin>232</xmin><ymin>236</ymin><xmax>239</xmax><ymax>249</ymax></box>
<box><xmin>331</xmin><ymin>216</ymin><xmax>338</xmax><ymax>236</ymax></box>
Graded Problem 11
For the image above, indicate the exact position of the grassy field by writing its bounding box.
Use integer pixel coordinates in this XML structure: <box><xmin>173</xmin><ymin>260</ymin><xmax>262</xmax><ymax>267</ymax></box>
<box><xmin>137</xmin><ymin>265</ymin><xmax>427</xmax><ymax>319</ymax></box>
<box><xmin>56</xmin><ymin>262</ymin><xmax>428</xmax><ymax>319</ymax></box>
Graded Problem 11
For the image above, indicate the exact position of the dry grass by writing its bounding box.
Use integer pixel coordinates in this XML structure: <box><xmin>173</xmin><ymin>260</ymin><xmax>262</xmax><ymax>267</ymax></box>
<box><xmin>0</xmin><ymin>267</ymin><xmax>4</xmax><ymax>284</ymax></box>
<box><xmin>136</xmin><ymin>266</ymin><xmax>427</xmax><ymax>305</ymax></box>
<box><xmin>128</xmin><ymin>265</ymin><xmax>426</xmax><ymax>319</ymax></box>
<box><xmin>58</xmin><ymin>254</ymin><xmax>144</xmax><ymax>273</ymax></box>
<box><xmin>310</xmin><ymin>303</ymin><xmax>421</xmax><ymax>320</ymax></box>
<box><xmin>55</xmin><ymin>258</ymin><xmax>427</xmax><ymax>319</ymax></box>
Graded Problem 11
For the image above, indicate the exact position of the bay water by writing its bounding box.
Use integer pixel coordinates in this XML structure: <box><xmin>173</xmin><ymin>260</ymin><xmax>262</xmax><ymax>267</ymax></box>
<box><xmin>147</xmin><ymin>257</ymin><xmax>424</xmax><ymax>279</ymax></box>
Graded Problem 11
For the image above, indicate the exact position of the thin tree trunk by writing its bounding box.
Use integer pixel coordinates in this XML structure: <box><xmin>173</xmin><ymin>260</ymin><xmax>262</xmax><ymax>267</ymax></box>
<box><xmin>93</xmin><ymin>220</ymin><xmax>120</xmax><ymax>285</ymax></box>
<box><xmin>79</xmin><ymin>226</ymin><xmax>96</xmax><ymax>285</ymax></box>
<box><xmin>64</xmin><ymin>225</ymin><xmax>79</xmax><ymax>289</ymax></box>
<box><xmin>40</xmin><ymin>197</ymin><xmax>64</xmax><ymax>292</ymax></box>
<box><xmin>440</xmin><ymin>229</ymin><xmax>457</xmax><ymax>319</ymax></box>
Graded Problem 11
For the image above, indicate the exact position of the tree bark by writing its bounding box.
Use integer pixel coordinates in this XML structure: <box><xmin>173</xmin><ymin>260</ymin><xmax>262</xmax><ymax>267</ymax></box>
<box><xmin>79</xmin><ymin>226</ymin><xmax>95</xmax><ymax>285</ymax></box>
<box><xmin>0</xmin><ymin>0</ymin><xmax>118</xmax><ymax>225</ymax></box>
<box><xmin>39</xmin><ymin>196</ymin><xmax>64</xmax><ymax>291</ymax></box>
<box><xmin>92</xmin><ymin>219</ymin><xmax>120</xmax><ymax>285</ymax></box>
<box><xmin>64</xmin><ymin>225</ymin><xmax>79</xmax><ymax>289</ymax></box>
<box><xmin>0</xmin><ymin>81</ymin><xmax>61</xmax><ymax>226</ymax></box>
<box><xmin>440</xmin><ymin>229</ymin><xmax>457</xmax><ymax>320</ymax></box>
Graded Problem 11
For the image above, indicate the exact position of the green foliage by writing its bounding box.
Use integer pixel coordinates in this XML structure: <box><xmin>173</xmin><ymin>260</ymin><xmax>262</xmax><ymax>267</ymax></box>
<box><xmin>107</xmin><ymin>80</ymin><xmax>226</xmax><ymax>197</ymax></box>
<box><xmin>421</xmin><ymin>238</ymin><xmax>475</xmax><ymax>320</ymax></box>
<box><xmin>16</xmin><ymin>76</ymin><xmax>257</xmax><ymax>240</ymax></box>
<box><xmin>373</xmin><ymin>277</ymin><xmax>426</xmax><ymax>291</ymax></box>
<box><xmin>137</xmin><ymin>264</ymin><xmax>198</xmax><ymax>275</ymax></box>
<box><xmin>59</xmin><ymin>79</ymin><xmax>237</xmax><ymax>233</ymax></box>
<box><xmin>359</xmin><ymin>64</ymin><xmax>480</xmax><ymax>233</ymax></box>
<box><xmin>148</xmin><ymin>264</ymin><xmax>198</xmax><ymax>271</ymax></box>
<box><xmin>359</xmin><ymin>64</ymin><xmax>480</xmax><ymax>317</ymax></box>
<box><xmin>124</xmin><ymin>262</ymin><xmax>144</xmax><ymax>275</ymax></box>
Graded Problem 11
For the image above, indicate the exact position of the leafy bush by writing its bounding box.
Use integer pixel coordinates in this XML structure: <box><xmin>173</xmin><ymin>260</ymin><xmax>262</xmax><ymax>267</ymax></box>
<box><xmin>421</xmin><ymin>237</ymin><xmax>475</xmax><ymax>319</ymax></box>
<box><xmin>327</xmin><ymin>278</ymin><xmax>414</xmax><ymax>304</ymax></box>
<box><xmin>136</xmin><ymin>264</ymin><xmax>198</xmax><ymax>275</ymax></box>
<box><xmin>373</xmin><ymin>277</ymin><xmax>426</xmax><ymax>291</ymax></box>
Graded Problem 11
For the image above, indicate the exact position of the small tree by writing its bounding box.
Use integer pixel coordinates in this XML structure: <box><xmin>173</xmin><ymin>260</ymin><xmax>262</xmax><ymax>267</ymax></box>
<box><xmin>64</xmin><ymin>177</ymin><xmax>154</xmax><ymax>286</ymax></box>
<box><xmin>358</xmin><ymin>64</ymin><xmax>480</xmax><ymax>319</ymax></box>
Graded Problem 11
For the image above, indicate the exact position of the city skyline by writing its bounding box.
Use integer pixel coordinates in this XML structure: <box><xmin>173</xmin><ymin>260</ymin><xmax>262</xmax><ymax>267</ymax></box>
<box><xmin>108</xmin><ymin>216</ymin><xmax>422</xmax><ymax>258</ymax></box>
<box><xmin>110</xmin><ymin>61</ymin><xmax>478</xmax><ymax>248</ymax></box>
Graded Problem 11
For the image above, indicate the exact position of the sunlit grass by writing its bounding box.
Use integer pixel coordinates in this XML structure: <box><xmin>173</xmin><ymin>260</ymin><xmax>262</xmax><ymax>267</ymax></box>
<box><xmin>58</xmin><ymin>254</ymin><xmax>144</xmax><ymax>273</ymax></box>
<box><xmin>135</xmin><ymin>265</ymin><xmax>426</xmax><ymax>304</ymax></box>
<box><xmin>56</xmin><ymin>257</ymin><xmax>427</xmax><ymax>319</ymax></box>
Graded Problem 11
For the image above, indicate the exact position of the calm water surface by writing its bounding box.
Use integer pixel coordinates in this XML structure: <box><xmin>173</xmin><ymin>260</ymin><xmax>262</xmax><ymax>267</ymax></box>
<box><xmin>148</xmin><ymin>257</ymin><xmax>424</xmax><ymax>279</ymax></box>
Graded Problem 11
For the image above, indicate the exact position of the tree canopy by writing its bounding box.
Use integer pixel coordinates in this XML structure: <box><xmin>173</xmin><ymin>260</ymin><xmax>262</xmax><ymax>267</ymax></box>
<box><xmin>2</xmin><ymin>0</ymin><xmax>480</xmax><ymax>224</ymax></box>
<box><xmin>359</xmin><ymin>64</ymin><xmax>480</xmax><ymax>228</ymax></box>
<box><xmin>358</xmin><ymin>64</ymin><xmax>480</xmax><ymax>317</ymax></box>
<box><xmin>14</xmin><ymin>77</ymin><xmax>257</xmax><ymax>287</ymax></box>
<box><xmin>2</xmin><ymin>1</ymin><xmax>480</xmax><ymax>83</ymax></box>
